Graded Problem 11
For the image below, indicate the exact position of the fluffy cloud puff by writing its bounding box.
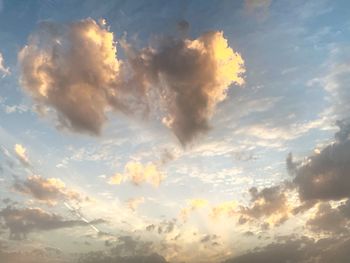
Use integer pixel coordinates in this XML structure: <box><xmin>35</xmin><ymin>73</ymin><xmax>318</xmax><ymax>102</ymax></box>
<box><xmin>14</xmin><ymin>144</ymin><xmax>30</xmax><ymax>166</ymax></box>
<box><xmin>239</xmin><ymin>186</ymin><xmax>290</xmax><ymax>227</ymax></box>
<box><xmin>19</xmin><ymin>18</ymin><xmax>121</xmax><ymax>135</ymax></box>
<box><xmin>126</xmin><ymin>31</ymin><xmax>245</xmax><ymax>145</ymax></box>
<box><xmin>19</xmin><ymin>18</ymin><xmax>245</xmax><ymax>145</ymax></box>
<box><xmin>109</xmin><ymin>161</ymin><xmax>164</xmax><ymax>187</ymax></box>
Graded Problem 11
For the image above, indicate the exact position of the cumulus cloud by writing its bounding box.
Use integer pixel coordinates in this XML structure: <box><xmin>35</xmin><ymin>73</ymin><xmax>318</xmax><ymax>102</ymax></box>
<box><xmin>14</xmin><ymin>144</ymin><xmax>30</xmax><ymax>166</ymax></box>
<box><xmin>239</xmin><ymin>186</ymin><xmax>290</xmax><ymax>227</ymax></box>
<box><xmin>13</xmin><ymin>175</ymin><xmax>84</xmax><ymax>205</ymax></box>
<box><xmin>19</xmin><ymin>18</ymin><xmax>245</xmax><ymax>145</ymax></box>
<box><xmin>19</xmin><ymin>18</ymin><xmax>121</xmax><ymax>135</ymax></box>
<box><xmin>0</xmin><ymin>52</ymin><xmax>10</xmax><ymax>77</ymax></box>
<box><xmin>126</xmin><ymin>31</ymin><xmax>245</xmax><ymax>145</ymax></box>
<box><xmin>0</xmin><ymin>206</ymin><xmax>104</xmax><ymax>240</ymax></box>
<box><xmin>291</xmin><ymin>121</ymin><xmax>350</xmax><ymax>202</ymax></box>
<box><xmin>109</xmin><ymin>161</ymin><xmax>165</xmax><ymax>187</ymax></box>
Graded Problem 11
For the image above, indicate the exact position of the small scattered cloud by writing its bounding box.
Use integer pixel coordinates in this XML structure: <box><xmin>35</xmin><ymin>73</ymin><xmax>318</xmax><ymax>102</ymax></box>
<box><xmin>109</xmin><ymin>161</ymin><xmax>165</xmax><ymax>187</ymax></box>
<box><xmin>0</xmin><ymin>52</ymin><xmax>10</xmax><ymax>77</ymax></box>
<box><xmin>244</xmin><ymin>0</ymin><xmax>272</xmax><ymax>21</ymax></box>
<box><xmin>239</xmin><ymin>185</ymin><xmax>290</xmax><ymax>227</ymax></box>
<box><xmin>179</xmin><ymin>198</ymin><xmax>209</xmax><ymax>221</ymax></box>
<box><xmin>14</xmin><ymin>144</ymin><xmax>30</xmax><ymax>166</ymax></box>
<box><xmin>127</xmin><ymin>197</ymin><xmax>145</xmax><ymax>211</ymax></box>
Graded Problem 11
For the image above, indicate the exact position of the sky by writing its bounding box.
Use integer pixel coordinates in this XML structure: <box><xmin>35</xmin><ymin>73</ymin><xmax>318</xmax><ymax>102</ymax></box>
<box><xmin>1</xmin><ymin>0</ymin><xmax>350</xmax><ymax>262</ymax></box>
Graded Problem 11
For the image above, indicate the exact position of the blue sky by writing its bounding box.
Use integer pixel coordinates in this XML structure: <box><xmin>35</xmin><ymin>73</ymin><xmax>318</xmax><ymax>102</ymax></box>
<box><xmin>1</xmin><ymin>1</ymin><xmax>350</xmax><ymax>262</ymax></box>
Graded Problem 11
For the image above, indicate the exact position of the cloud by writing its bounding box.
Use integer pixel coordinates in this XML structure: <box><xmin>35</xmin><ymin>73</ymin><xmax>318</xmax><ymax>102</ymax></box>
<box><xmin>0</xmin><ymin>52</ymin><xmax>10</xmax><ymax>77</ymax></box>
<box><xmin>14</xmin><ymin>144</ymin><xmax>30</xmax><ymax>166</ymax></box>
<box><xmin>18</xmin><ymin>18</ymin><xmax>121</xmax><ymax>135</ymax></box>
<box><xmin>0</xmin><ymin>205</ymin><xmax>104</xmax><ymax>240</ymax></box>
<box><xmin>126</xmin><ymin>31</ymin><xmax>245</xmax><ymax>145</ymax></box>
<box><xmin>224</xmin><ymin>236</ymin><xmax>350</xmax><ymax>263</ymax></box>
<box><xmin>126</xmin><ymin>197</ymin><xmax>145</xmax><ymax>211</ymax></box>
<box><xmin>19</xmin><ymin>18</ymin><xmax>245</xmax><ymax>145</ymax></box>
<box><xmin>200</xmin><ymin>234</ymin><xmax>219</xmax><ymax>244</ymax></box>
<box><xmin>321</xmin><ymin>60</ymin><xmax>350</xmax><ymax>121</ymax></box>
<box><xmin>307</xmin><ymin>201</ymin><xmax>350</xmax><ymax>234</ymax></box>
<box><xmin>0</xmin><ymin>246</ymin><xmax>66</xmax><ymax>263</ymax></box>
<box><xmin>109</xmin><ymin>161</ymin><xmax>165</xmax><ymax>187</ymax></box>
<box><xmin>179</xmin><ymin>198</ymin><xmax>209</xmax><ymax>221</ymax></box>
<box><xmin>146</xmin><ymin>219</ymin><xmax>176</xmax><ymax>234</ymax></box>
<box><xmin>210</xmin><ymin>201</ymin><xmax>237</xmax><ymax>219</ymax></box>
<box><xmin>239</xmin><ymin>186</ymin><xmax>290</xmax><ymax>226</ymax></box>
<box><xmin>78</xmin><ymin>252</ymin><xmax>167</xmax><ymax>263</ymax></box>
<box><xmin>291</xmin><ymin>121</ymin><xmax>350</xmax><ymax>202</ymax></box>
<box><xmin>13</xmin><ymin>175</ymin><xmax>84</xmax><ymax>205</ymax></box>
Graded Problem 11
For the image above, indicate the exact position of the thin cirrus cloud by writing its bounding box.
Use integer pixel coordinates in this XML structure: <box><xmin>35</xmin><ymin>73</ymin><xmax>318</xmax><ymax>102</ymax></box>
<box><xmin>18</xmin><ymin>18</ymin><xmax>245</xmax><ymax>146</ymax></box>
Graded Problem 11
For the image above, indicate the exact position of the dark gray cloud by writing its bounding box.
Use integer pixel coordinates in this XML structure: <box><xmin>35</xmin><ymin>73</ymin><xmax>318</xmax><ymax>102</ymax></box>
<box><xmin>77</xmin><ymin>252</ymin><xmax>167</xmax><ymax>263</ymax></box>
<box><xmin>0</xmin><ymin>246</ymin><xmax>66</xmax><ymax>263</ymax></box>
<box><xmin>307</xmin><ymin>200</ymin><xmax>350</xmax><ymax>234</ymax></box>
<box><xmin>291</xmin><ymin>121</ymin><xmax>350</xmax><ymax>202</ymax></box>
<box><xmin>145</xmin><ymin>219</ymin><xmax>176</xmax><ymax>235</ymax></box>
<box><xmin>224</xmin><ymin>236</ymin><xmax>350</xmax><ymax>263</ymax></box>
<box><xmin>78</xmin><ymin>235</ymin><xmax>165</xmax><ymax>263</ymax></box>
<box><xmin>0</xmin><ymin>205</ymin><xmax>105</xmax><ymax>240</ymax></box>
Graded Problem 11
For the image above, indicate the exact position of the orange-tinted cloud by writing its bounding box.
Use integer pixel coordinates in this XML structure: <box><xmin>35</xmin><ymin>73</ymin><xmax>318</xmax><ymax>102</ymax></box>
<box><xmin>19</xmin><ymin>18</ymin><xmax>121</xmax><ymax>135</ymax></box>
<box><xmin>126</xmin><ymin>31</ymin><xmax>245</xmax><ymax>145</ymax></box>
<box><xmin>13</xmin><ymin>175</ymin><xmax>84</xmax><ymax>205</ymax></box>
<box><xmin>109</xmin><ymin>161</ymin><xmax>165</xmax><ymax>187</ymax></box>
<box><xmin>14</xmin><ymin>144</ymin><xmax>30</xmax><ymax>166</ymax></box>
<box><xmin>19</xmin><ymin>19</ymin><xmax>245</xmax><ymax>145</ymax></box>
